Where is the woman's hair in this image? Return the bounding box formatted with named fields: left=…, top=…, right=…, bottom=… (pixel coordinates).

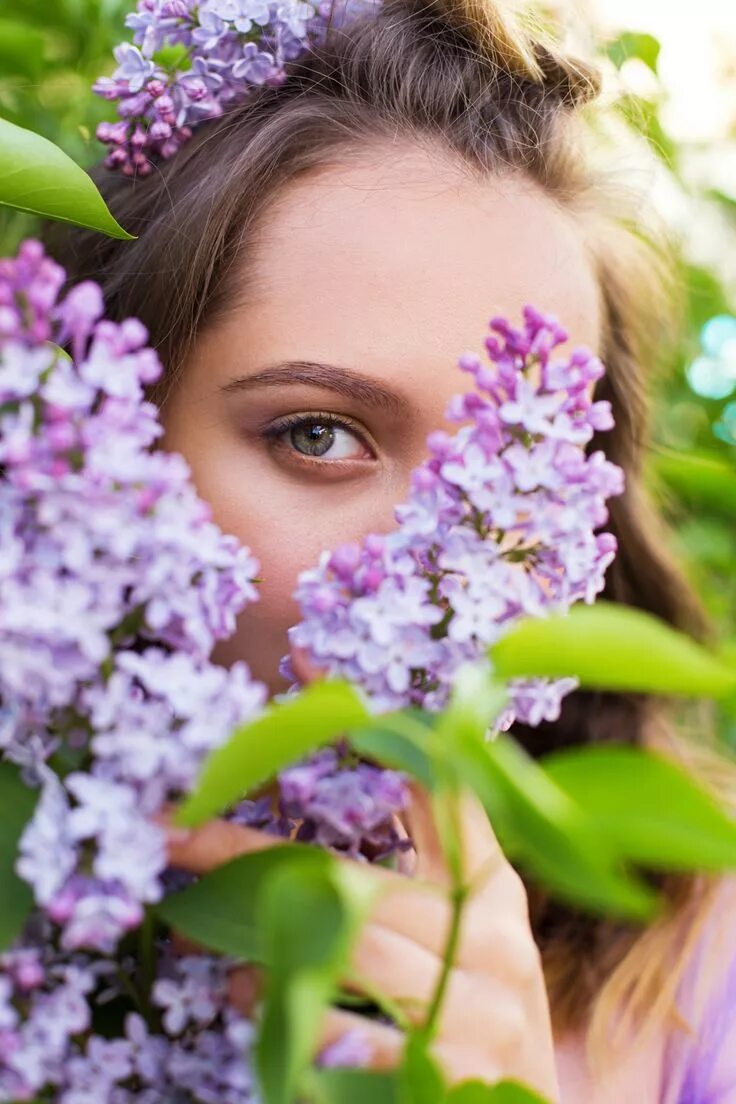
left=46, top=0, right=728, bottom=1058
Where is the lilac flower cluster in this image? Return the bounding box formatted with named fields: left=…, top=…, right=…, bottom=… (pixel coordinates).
left=287, top=306, right=624, bottom=727
left=0, top=938, right=258, bottom=1103
left=0, top=239, right=265, bottom=957
left=94, top=0, right=379, bottom=175
left=0, top=241, right=407, bottom=1100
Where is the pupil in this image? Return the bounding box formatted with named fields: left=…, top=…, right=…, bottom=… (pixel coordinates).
left=291, top=422, right=335, bottom=457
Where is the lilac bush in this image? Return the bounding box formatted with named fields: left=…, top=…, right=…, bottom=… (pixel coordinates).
left=287, top=305, right=624, bottom=728
left=94, top=0, right=380, bottom=175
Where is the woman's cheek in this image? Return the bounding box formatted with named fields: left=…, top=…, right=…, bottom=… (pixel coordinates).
left=209, top=525, right=314, bottom=690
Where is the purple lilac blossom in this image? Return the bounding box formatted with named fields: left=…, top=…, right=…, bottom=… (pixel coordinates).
left=0, top=943, right=258, bottom=1103
left=287, top=305, right=624, bottom=726
left=94, top=0, right=380, bottom=175
left=279, top=745, right=411, bottom=859
left=0, top=240, right=265, bottom=955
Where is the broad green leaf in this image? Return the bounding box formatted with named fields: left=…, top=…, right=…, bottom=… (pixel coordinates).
left=447, top=1081, right=549, bottom=1103
left=0, top=117, right=134, bottom=238
left=0, top=763, right=40, bottom=950
left=256, top=857, right=376, bottom=1104
left=543, top=745, right=736, bottom=871
left=491, top=603, right=736, bottom=698
left=398, top=1033, right=446, bottom=1104
left=308, top=1067, right=399, bottom=1104
left=155, top=845, right=334, bottom=960
left=423, top=663, right=654, bottom=917
left=175, top=680, right=372, bottom=827
left=455, top=735, right=657, bottom=920
left=351, top=713, right=436, bottom=790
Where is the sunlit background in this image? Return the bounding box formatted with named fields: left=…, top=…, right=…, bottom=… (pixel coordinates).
left=592, top=0, right=736, bottom=409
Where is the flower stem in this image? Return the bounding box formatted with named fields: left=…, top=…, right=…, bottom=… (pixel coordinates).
left=420, top=881, right=467, bottom=1041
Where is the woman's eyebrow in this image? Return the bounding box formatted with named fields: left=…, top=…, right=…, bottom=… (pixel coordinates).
left=219, top=360, right=412, bottom=417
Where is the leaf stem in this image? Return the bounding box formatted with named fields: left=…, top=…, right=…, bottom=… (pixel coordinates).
left=420, top=881, right=467, bottom=1041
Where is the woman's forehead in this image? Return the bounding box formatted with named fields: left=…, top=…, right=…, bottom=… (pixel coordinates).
left=237, top=145, right=602, bottom=361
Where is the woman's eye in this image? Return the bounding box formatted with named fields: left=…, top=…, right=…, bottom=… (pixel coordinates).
left=269, top=416, right=372, bottom=462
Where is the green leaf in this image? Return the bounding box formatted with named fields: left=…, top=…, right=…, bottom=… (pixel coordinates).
left=175, top=680, right=372, bottom=827
left=308, top=1067, right=399, bottom=1104
left=543, top=745, right=736, bottom=871
left=153, top=43, right=192, bottom=71
left=351, top=712, right=436, bottom=790
left=0, top=762, right=40, bottom=951
left=491, top=603, right=736, bottom=698
left=155, top=845, right=342, bottom=960
left=0, top=117, right=134, bottom=238
left=606, top=31, right=661, bottom=73
left=447, top=1081, right=549, bottom=1104
left=398, top=1033, right=446, bottom=1104
left=256, top=856, right=376, bottom=1104
left=456, top=735, right=657, bottom=920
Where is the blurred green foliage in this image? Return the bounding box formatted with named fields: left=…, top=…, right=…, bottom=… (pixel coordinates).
left=0, top=0, right=129, bottom=251
left=1, top=1, right=735, bottom=668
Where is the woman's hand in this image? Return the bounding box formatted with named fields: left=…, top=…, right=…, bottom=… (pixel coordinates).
left=164, top=784, right=560, bottom=1100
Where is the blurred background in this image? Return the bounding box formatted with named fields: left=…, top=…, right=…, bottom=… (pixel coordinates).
left=1, top=0, right=735, bottom=722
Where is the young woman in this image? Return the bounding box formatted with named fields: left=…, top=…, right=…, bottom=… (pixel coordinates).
left=49, top=0, right=736, bottom=1098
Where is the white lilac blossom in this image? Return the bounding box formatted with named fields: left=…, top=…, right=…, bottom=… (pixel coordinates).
left=94, top=0, right=381, bottom=175
left=287, top=305, right=624, bottom=726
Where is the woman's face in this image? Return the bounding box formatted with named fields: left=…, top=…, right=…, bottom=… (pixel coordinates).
left=159, top=144, right=601, bottom=693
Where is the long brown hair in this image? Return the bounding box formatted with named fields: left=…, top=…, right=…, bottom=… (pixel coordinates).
left=45, top=0, right=722, bottom=1050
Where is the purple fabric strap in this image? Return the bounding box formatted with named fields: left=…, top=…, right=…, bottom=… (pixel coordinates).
left=665, top=889, right=736, bottom=1104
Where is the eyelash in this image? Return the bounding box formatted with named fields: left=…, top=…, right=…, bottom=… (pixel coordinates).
left=261, top=411, right=375, bottom=465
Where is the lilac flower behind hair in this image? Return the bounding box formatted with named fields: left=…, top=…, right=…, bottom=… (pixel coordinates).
left=94, top=0, right=380, bottom=175
left=287, top=305, right=624, bottom=726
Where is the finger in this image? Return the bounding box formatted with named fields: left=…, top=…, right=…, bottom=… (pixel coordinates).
left=453, top=789, right=504, bottom=889
left=318, top=1007, right=403, bottom=1070
left=344, top=921, right=442, bottom=1025
left=403, top=784, right=502, bottom=889
left=162, top=818, right=284, bottom=874
left=402, top=783, right=450, bottom=885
